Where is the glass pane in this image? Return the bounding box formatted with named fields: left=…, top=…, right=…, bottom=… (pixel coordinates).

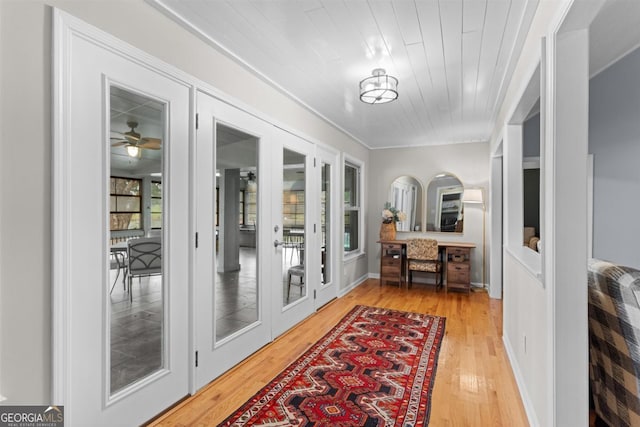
left=344, top=164, right=358, bottom=207
left=150, top=181, right=162, bottom=198
left=215, top=124, right=259, bottom=341
left=344, top=210, right=359, bottom=251
left=151, top=213, right=162, bottom=229
left=321, top=163, right=330, bottom=284
left=114, top=177, right=140, bottom=195
left=151, top=198, right=162, bottom=213
left=283, top=148, right=306, bottom=306
left=116, top=196, right=141, bottom=212
left=108, top=85, right=165, bottom=395
left=246, top=191, right=257, bottom=226
left=110, top=213, right=141, bottom=231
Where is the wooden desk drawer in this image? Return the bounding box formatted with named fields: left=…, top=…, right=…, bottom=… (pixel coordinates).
left=447, top=264, right=470, bottom=283
left=447, top=247, right=470, bottom=261
left=448, top=247, right=470, bottom=256
left=382, top=243, right=403, bottom=251
left=381, top=256, right=402, bottom=266
left=381, top=265, right=401, bottom=276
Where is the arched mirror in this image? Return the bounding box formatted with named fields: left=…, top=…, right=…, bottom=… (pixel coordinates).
left=426, top=173, right=463, bottom=233
left=388, top=176, right=423, bottom=232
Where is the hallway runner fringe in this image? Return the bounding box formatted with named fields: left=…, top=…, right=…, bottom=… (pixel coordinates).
left=219, top=305, right=446, bottom=426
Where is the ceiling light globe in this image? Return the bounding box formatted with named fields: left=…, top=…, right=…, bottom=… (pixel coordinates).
left=126, top=145, right=140, bottom=157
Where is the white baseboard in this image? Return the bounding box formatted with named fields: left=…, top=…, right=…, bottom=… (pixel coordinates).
left=338, top=273, right=370, bottom=297
left=503, top=334, right=540, bottom=427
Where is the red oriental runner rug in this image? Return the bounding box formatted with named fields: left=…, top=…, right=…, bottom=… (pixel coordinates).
left=219, top=305, right=446, bottom=426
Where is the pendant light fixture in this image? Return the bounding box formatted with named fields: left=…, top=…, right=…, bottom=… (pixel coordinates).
left=359, top=68, right=398, bottom=104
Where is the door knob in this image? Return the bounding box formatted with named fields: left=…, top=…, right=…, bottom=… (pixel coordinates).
left=274, top=239, right=284, bottom=248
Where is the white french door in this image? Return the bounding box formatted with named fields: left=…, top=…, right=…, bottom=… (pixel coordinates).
left=314, top=145, right=339, bottom=308
left=270, top=130, right=318, bottom=337
left=193, top=90, right=272, bottom=388
left=194, top=93, right=323, bottom=382
left=54, top=9, right=337, bottom=424
left=53, top=10, right=190, bottom=426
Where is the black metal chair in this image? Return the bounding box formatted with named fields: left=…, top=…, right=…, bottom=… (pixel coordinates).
left=126, top=237, right=162, bottom=302
left=287, top=247, right=305, bottom=302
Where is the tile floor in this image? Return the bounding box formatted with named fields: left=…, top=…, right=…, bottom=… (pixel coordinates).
left=110, top=274, right=163, bottom=394
left=108, top=245, right=304, bottom=392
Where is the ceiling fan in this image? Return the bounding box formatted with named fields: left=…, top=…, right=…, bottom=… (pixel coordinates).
left=111, top=120, right=161, bottom=156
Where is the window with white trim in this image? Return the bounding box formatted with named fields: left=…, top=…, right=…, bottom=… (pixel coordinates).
left=344, top=161, right=361, bottom=253
left=150, top=180, right=162, bottom=229
left=110, top=176, right=142, bottom=231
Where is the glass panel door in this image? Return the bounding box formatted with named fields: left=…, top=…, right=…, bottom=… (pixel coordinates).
left=320, top=162, right=330, bottom=286
left=55, top=19, right=190, bottom=423
left=108, top=86, right=166, bottom=395
left=282, top=148, right=307, bottom=306
left=271, top=132, right=316, bottom=338
left=315, top=145, right=338, bottom=308
left=194, top=90, right=271, bottom=389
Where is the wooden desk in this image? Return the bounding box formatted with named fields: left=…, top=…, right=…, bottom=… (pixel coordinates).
left=378, top=240, right=476, bottom=291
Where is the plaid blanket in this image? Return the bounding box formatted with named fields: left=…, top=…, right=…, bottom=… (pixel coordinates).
left=588, top=258, right=640, bottom=426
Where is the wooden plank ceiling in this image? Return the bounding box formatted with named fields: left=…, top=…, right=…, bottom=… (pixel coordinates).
left=153, top=0, right=538, bottom=149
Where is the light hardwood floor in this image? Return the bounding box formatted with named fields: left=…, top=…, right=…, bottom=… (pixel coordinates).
left=147, top=279, right=529, bottom=426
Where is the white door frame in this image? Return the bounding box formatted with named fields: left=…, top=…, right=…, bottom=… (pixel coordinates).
left=52, top=9, right=193, bottom=425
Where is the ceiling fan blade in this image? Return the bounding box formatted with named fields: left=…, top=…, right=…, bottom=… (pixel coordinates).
left=139, top=138, right=162, bottom=149
left=111, top=130, right=140, bottom=142
left=111, top=141, right=128, bottom=147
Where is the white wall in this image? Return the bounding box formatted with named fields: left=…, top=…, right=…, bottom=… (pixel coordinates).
left=367, top=142, right=490, bottom=287
left=0, top=1, right=3, bottom=401
left=0, top=0, right=368, bottom=403
left=589, top=45, right=640, bottom=268
left=0, top=1, right=52, bottom=404
left=503, top=254, right=547, bottom=426
left=491, top=1, right=600, bottom=426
